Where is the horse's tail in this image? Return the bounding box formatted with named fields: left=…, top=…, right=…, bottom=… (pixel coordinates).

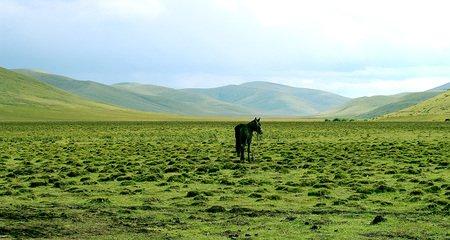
left=234, top=125, right=241, bottom=154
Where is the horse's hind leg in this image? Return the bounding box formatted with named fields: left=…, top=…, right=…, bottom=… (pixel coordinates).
left=247, top=143, right=251, bottom=161
left=248, top=143, right=254, bottom=161
left=235, top=130, right=240, bottom=157
left=235, top=140, right=240, bottom=157
left=240, top=144, right=245, bottom=161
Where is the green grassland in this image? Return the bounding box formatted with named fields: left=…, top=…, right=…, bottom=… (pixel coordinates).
left=0, top=122, right=448, bottom=239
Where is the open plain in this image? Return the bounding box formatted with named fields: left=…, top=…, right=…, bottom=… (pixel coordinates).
left=0, top=121, right=449, bottom=239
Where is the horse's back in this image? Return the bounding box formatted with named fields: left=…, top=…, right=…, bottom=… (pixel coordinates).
left=234, top=124, right=245, bottom=135
left=235, top=124, right=245, bottom=131
left=235, top=123, right=251, bottom=143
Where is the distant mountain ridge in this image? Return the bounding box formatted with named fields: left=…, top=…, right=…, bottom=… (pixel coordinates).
left=7, top=68, right=450, bottom=119
left=15, top=69, right=250, bottom=116
left=15, top=69, right=351, bottom=116
left=111, top=82, right=253, bottom=115
left=183, top=81, right=350, bottom=116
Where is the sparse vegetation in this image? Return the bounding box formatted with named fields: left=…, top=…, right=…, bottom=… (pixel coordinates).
left=0, top=121, right=449, bottom=239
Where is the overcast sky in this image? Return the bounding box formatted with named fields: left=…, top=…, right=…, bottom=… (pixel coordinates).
left=1, top=0, right=450, bottom=97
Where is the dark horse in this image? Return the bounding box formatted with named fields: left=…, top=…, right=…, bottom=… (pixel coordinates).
left=235, top=118, right=262, bottom=161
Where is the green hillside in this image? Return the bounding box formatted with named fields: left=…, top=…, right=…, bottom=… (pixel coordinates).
left=15, top=70, right=250, bottom=115
left=112, top=83, right=252, bottom=115
left=323, top=95, right=398, bottom=118
left=358, top=92, right=441, bottom=118
left=18, top=69, right=445, bottom=119
left=184, top=81, right=350, bottom=116
left=14, top=69, right=174, bottom=113
left=16, top=70, right=350, bottom=116
left=0, top=68, right=173, bottom=121
left=325, top=91, right=442, bottom=119
left=379, top=90, right=450, bottom=121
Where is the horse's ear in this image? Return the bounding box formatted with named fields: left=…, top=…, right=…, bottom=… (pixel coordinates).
left=254, top=117, right=257, bottom=120
left=257, top=117, right=261, bottom=121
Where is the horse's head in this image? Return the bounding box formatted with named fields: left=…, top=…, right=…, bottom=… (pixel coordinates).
left=251, top=117, right=262, bottom=134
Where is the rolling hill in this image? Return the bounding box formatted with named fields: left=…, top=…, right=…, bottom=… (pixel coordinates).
left=184, top=81, right=351, bottom=116
left=15, top=70, right=351, bottom=116
left=10, top=68, right=448, bottom=119
left=15, top=70, right=249, bottom=115
left=379, top=90, right=450, bottom=121
left=0, top=67, right=174, bottom=121
left=111, top=83, right=252, bottom=115
left=324, top=91, right=442, bottom=119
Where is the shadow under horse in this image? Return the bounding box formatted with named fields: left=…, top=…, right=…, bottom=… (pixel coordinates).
left=235, top=118, right=262, bottom=161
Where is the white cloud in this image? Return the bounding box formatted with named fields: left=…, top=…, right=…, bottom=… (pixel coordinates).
left=2, top=0, right=450, bottom=97
left=216, top=0, right=450, bottom=51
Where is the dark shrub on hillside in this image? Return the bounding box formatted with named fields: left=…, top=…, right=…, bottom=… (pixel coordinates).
left=206, top=205, right=226, bottom=213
